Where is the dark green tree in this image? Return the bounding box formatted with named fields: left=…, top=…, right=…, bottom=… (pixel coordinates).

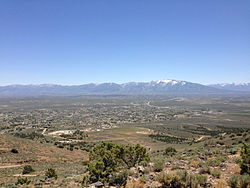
left=88, top=142, right=149, bottom=185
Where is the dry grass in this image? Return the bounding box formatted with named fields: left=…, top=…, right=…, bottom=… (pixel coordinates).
left=0, top=135, right=88, bottom=185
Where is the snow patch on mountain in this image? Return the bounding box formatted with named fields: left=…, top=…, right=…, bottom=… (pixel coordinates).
left=156, top=80, right=186, bottom=86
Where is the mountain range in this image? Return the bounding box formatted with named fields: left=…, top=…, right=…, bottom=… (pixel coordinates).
left=0, top=80, right=249, bottom=97
left=208, top=83, right=250, bottom=91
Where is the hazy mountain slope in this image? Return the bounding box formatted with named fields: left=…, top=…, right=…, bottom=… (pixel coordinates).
left=0, top=80, right=225, bottom=97
left=209, top=83, right=250, bottom=91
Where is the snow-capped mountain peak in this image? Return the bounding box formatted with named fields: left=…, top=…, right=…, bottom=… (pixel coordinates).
left=232, top=83, right=249, bottom=86
left=156, top=80, right=174, bottom=84
left=156, top=80, right=186, bottom=86
left=1, top=80, right=241, bottom=97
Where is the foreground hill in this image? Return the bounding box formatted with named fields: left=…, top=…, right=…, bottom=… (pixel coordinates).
left=0, top=135, right=88, bottom=187
left=0, top=80, right=223, bottom=97
left=0, top=131, right=249, bottom=187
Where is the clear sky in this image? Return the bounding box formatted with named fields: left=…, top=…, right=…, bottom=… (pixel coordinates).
left=0, top=0, right=249, bottom=86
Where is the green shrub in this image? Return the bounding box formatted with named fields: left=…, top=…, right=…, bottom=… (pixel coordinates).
left=45, top=168, right=57, bottom=179
left=156, top=172, right=172, bottom=186
left=15, top=177, right=30, bottom=185
left=88, top=161, right=105, bottom=182
left=227, top=175, right=239, bottom=188
left=171, top=165, right=181, bottom=170
left=239, top=174, right=250, bottom=188
left=193, top=175, right=207, bottom=187
left=176, top=170, right=188, bottom=183
left=206, top=157, right=222, bottom=167
left=127, top=169, right=134, bottom=176
left=235, top=157, right=242, bottom=164
left=139, top=160, right=149, bottom=167
left=229, top=149, right=238, bottom=155
left=87, top=142, right=149, bottom=184
left=211, top=170, right=221, bottom=178
left=139, top=175, right=148, bottom=183
left=240, top=143, right=250, bottom=175
left=143, top=167, right=150, bottom=174
left=199, top=166, right=211, bottom=175
left=153, top=158, right=164, bottom=172
left=156, top=170, right=207, bottom=188
left=165, top=147, right=177, bottom=156
left=82, top=173, right=90, bottom=187
left=228, top=174, right=250, bottom=188
left=109, top=170, right=128, bottom=187
left=82, top=161, right=89, bottom=166
left=22, top=165, right=34, bottom=174
left=11, top=148, right=18, bottom=153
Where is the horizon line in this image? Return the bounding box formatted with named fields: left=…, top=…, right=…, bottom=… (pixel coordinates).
left=0, top=80, right=249, bottom=87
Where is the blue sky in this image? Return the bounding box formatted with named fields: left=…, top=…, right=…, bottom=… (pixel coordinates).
left=0, top=0, right=249, bottom=85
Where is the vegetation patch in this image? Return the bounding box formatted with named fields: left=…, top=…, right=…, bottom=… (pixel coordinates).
left=86, top=142, right=149, bottom=186
left=149, top=134, right=187, bottom=144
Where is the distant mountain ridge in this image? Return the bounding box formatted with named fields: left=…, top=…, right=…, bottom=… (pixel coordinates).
left=209, top=83, right=250, bottom=91
left=0, top=80, right=247, bottom=97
